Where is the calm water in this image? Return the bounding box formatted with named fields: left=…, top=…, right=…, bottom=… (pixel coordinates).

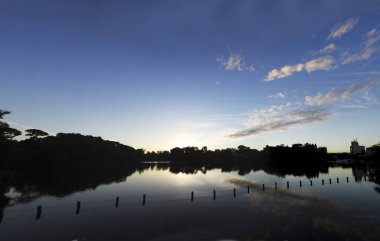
left=1, top=165, right=380, bottom=241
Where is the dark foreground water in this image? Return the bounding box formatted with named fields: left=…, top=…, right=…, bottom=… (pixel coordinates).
left=1, top=165, right=380, bottom=241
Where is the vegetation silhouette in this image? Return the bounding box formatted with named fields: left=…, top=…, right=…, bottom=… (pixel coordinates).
left=0, top=110, right=21, bottom=141
left=25, top=129, right=48, bottom=140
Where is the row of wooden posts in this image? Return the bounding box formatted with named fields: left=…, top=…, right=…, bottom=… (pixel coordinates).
left=35, top=176, right=365, bottom=220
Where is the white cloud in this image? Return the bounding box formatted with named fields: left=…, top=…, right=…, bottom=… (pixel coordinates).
left=229, top=107, right=331, bottom=138
left=339, top=28, right=379, bottom=65
left=217, top=53, right=255, bottom=72
left=365, top=28, right=380, bottom=48
left=246, top=65, right=256, bottom=72
left=266, top=70, right=285, bottom=81
left=266, top=24, right=376, bottom=81
left=269, top=92, right=286, bottom=99
left=319, top=43, right=336, bottom=54
left=305, top=92, right=341, bottom=106
left=217, top=54, right=244, bottom=71
left=304, top=56, right=335, bottom=72
left=328, top=17, right=359, bottom=40
left=229, top=75, right=380, bottom=139
left=265, top=56, right=335, bottom=81
left=305, top=79, right=377, bottom=106
left=265, top=64, right=302, bottom=81
left=341, top=47, right=376, bottom=65
left=366, top=29, right=377, bottom=38
left=342, top=104, right=368, bottom=109
left=365, top=36, right=380, bottom=48
left=362, top=88, right=380, bottom=105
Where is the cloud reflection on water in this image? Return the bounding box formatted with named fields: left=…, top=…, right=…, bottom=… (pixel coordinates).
left=224, top=178, right=379, bottom=241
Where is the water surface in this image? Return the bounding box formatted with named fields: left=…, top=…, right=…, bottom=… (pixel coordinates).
left=1, top=165, right=379, bottom=241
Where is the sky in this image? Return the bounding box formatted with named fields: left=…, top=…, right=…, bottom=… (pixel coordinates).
left=1, top=0, right=380, bottom=152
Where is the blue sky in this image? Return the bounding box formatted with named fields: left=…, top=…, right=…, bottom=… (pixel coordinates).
left=1, top=0, right=380, bottom=152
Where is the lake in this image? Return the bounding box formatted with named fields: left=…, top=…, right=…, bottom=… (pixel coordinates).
left=1, top=164, right=379, bottom=241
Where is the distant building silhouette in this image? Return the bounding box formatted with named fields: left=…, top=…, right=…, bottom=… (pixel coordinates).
left=350, top=139, right=365, bottom=155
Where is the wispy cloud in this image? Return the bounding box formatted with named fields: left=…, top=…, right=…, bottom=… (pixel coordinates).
left=266, top=22, right=376, bottom=81
left=265, top=56, right=335, bottom=81
left=305, top=56, right=335, bottom=72
left=305, top=78, right=378, bottom=106
left=340, top=28, right=379, bottom=65
left=319, top=43, right=336, bottom=54
left=342, top=104, right=368, bottom=109
left=268, top=92, right=286, bottom=99
left=265, top=64, right=303, bottom=81
left=328, top=17, right=359, bottom=40
left=341, top=47, right=376, bottom=65
left=365, top=28, right=380, bottom=48
left=246, top=65, right=256, bottom=72
left=326, top=71, right=380, bottom=77
left=362, top=87, right=380, bottom=105
left=229, top=76, right=379, bottom=139
left=217, top=54, right=244, bottom=71
left=217, top=53, right=255, bottom=72
left=366, top=29, right=377, bottom=38
left=229, top=107, right=331, bottom=138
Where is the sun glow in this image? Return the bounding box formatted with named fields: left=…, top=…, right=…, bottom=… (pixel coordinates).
left=169, top=134, right=197, bottom=148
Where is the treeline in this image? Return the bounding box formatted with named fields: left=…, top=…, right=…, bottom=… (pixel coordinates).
left=1, top=110, right=142, bottom=167
left=0, top=133, right=142, bottom=196
left=143, top=144, right=330, bottom=178
left=145, top=144, right=329, bottom=163
left=1, top=132, right=142, bottom=171
left=1, top=110, right=144, bottom=200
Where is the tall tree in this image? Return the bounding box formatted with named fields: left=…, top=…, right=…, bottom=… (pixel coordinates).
left=0, top=109, right=21, bottom=140
left=25, top=129, right=48, bottom=140
left=0, top=122, right=10, bottom=140
left=2, top=128, right=21, bottom=140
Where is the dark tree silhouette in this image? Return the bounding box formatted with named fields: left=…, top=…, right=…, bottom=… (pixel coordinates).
left=2, top=128, right=21, bottom=140
left=25, top=129, right=48, bottom=139
left=0, top=110, right=11, bottom=119
left=0, top=121, right=9, bottom=132
left=0, top=109, right=21, bottom=140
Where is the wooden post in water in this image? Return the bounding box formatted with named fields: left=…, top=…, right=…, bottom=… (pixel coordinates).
left=329, top=178, right=332, bottom=184
left=287, top=181, right=289, bottom=189
left=36, top=206, right=42, bottom=220
left=346, top=177, right=349, bottom=183
left=337, top=177, right=339, bottom=183
left=364, top=176, right=367, bottom=182
left=275, top=182, right=277, bottom=190
left=75, top=201, right=81, bottom=215
left=310, top=180, right=313, bottom=186
left=247, top=185, right=250, bottom=194
left=299, top=180, right=302, bottom=187
left=233, top=188, right=236, bottom=198
left=142, top=194, right=146, bottom=206
left=115, top=196, right=119, bottom=208
left=322, top=179, right=324, bottom=185
left=213, top=190, right=216, bottom=200
left=191, top=191, right=194, bottom=202
left=262, top=184, right=265, bottom=191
